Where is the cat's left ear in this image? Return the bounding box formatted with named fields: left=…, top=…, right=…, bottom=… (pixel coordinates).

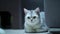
left=35, top=7, right=40, bottom=13
left=24, top=8, right=28, bottom=14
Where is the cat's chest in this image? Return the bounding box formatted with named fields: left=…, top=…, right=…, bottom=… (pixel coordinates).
left=25, top=22, right=41, bottom=29
left=32, top=24, right=41, bottom=29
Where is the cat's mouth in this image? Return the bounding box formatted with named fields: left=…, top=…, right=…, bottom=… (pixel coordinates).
left=31, top=20, right=32, bottom=21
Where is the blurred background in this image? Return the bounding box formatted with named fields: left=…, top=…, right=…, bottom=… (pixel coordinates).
left=0, top=0, right=60, bottom=29
left=0, top=0, right=60, bottom=34
left=0, top=0, right=44, bottom=29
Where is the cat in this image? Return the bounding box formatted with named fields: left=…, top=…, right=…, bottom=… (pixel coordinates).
left=0, top=28, right=5, bottom=34
left=24, top=7, right=50, bottom=33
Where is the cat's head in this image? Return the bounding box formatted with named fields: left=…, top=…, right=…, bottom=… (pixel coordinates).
left=24, top=7, right=40, bottom=24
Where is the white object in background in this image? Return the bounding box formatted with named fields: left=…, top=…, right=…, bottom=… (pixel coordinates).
left=0, top=28, right=5, bottom=34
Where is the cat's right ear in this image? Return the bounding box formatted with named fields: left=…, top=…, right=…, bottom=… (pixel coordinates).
left=24, top=8, right=28, bottom=14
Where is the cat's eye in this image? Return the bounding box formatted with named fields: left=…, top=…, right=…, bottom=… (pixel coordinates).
left=33, top=16, right=36, bottom=19
left=27, top=17, right=30, bottom=19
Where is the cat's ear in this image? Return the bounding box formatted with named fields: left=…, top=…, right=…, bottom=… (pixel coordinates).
left=24, top=8, right=28, bottom=14
left=35, top=7, right=40, bottom=13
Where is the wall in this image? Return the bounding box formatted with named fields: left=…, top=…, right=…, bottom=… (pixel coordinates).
left=44, top=0, right=60, bottom=27
left=22, top=0, right=44, bottom=11
left=0, top=16, right=1, bottom=27
left=0, top=0, right=22, bottom=29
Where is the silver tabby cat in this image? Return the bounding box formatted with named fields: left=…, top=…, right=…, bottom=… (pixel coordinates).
left=24, top=7, right=49, bottom=33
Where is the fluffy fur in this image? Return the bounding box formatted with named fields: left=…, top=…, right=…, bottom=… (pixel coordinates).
left=24, top=7, right=49, bottom=33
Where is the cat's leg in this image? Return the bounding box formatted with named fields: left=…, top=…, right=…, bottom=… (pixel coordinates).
left=35, top=28, right=48, bottom=33
left=25, top=29, right=32, bottom=33
left=36, top=29, right=51, bottom=34
left=25, top=27, right=33, bottom=33
left=35, top=28, right=41, bottom=33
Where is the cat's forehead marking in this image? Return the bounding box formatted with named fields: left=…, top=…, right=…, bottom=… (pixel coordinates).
left=26, top=10, right=37, bottom=17
left=30, top=10, right=37, bottom=16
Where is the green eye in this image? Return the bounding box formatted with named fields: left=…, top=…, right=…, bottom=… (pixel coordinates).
left=33, top=16, right=36, bottom=19
left=27, top=17, right=30, bottom=19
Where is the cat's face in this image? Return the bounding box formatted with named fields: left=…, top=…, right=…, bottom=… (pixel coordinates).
left=24, top=7, right=40, bottom=24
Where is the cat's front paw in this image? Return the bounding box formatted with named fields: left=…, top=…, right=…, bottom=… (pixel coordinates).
left=36, top=29, right=48, bottom=33
left=35, top=29, right=41, bottom=33
left=25, top=29, right=33, bottom=33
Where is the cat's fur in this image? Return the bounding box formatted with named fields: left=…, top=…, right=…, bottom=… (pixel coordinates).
left=24, top=7, right=49, bottom=33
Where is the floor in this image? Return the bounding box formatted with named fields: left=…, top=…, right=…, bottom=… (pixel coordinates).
left=1, top=28, right=60, bottom=34
left=5, top=29, right=50, bottom=34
